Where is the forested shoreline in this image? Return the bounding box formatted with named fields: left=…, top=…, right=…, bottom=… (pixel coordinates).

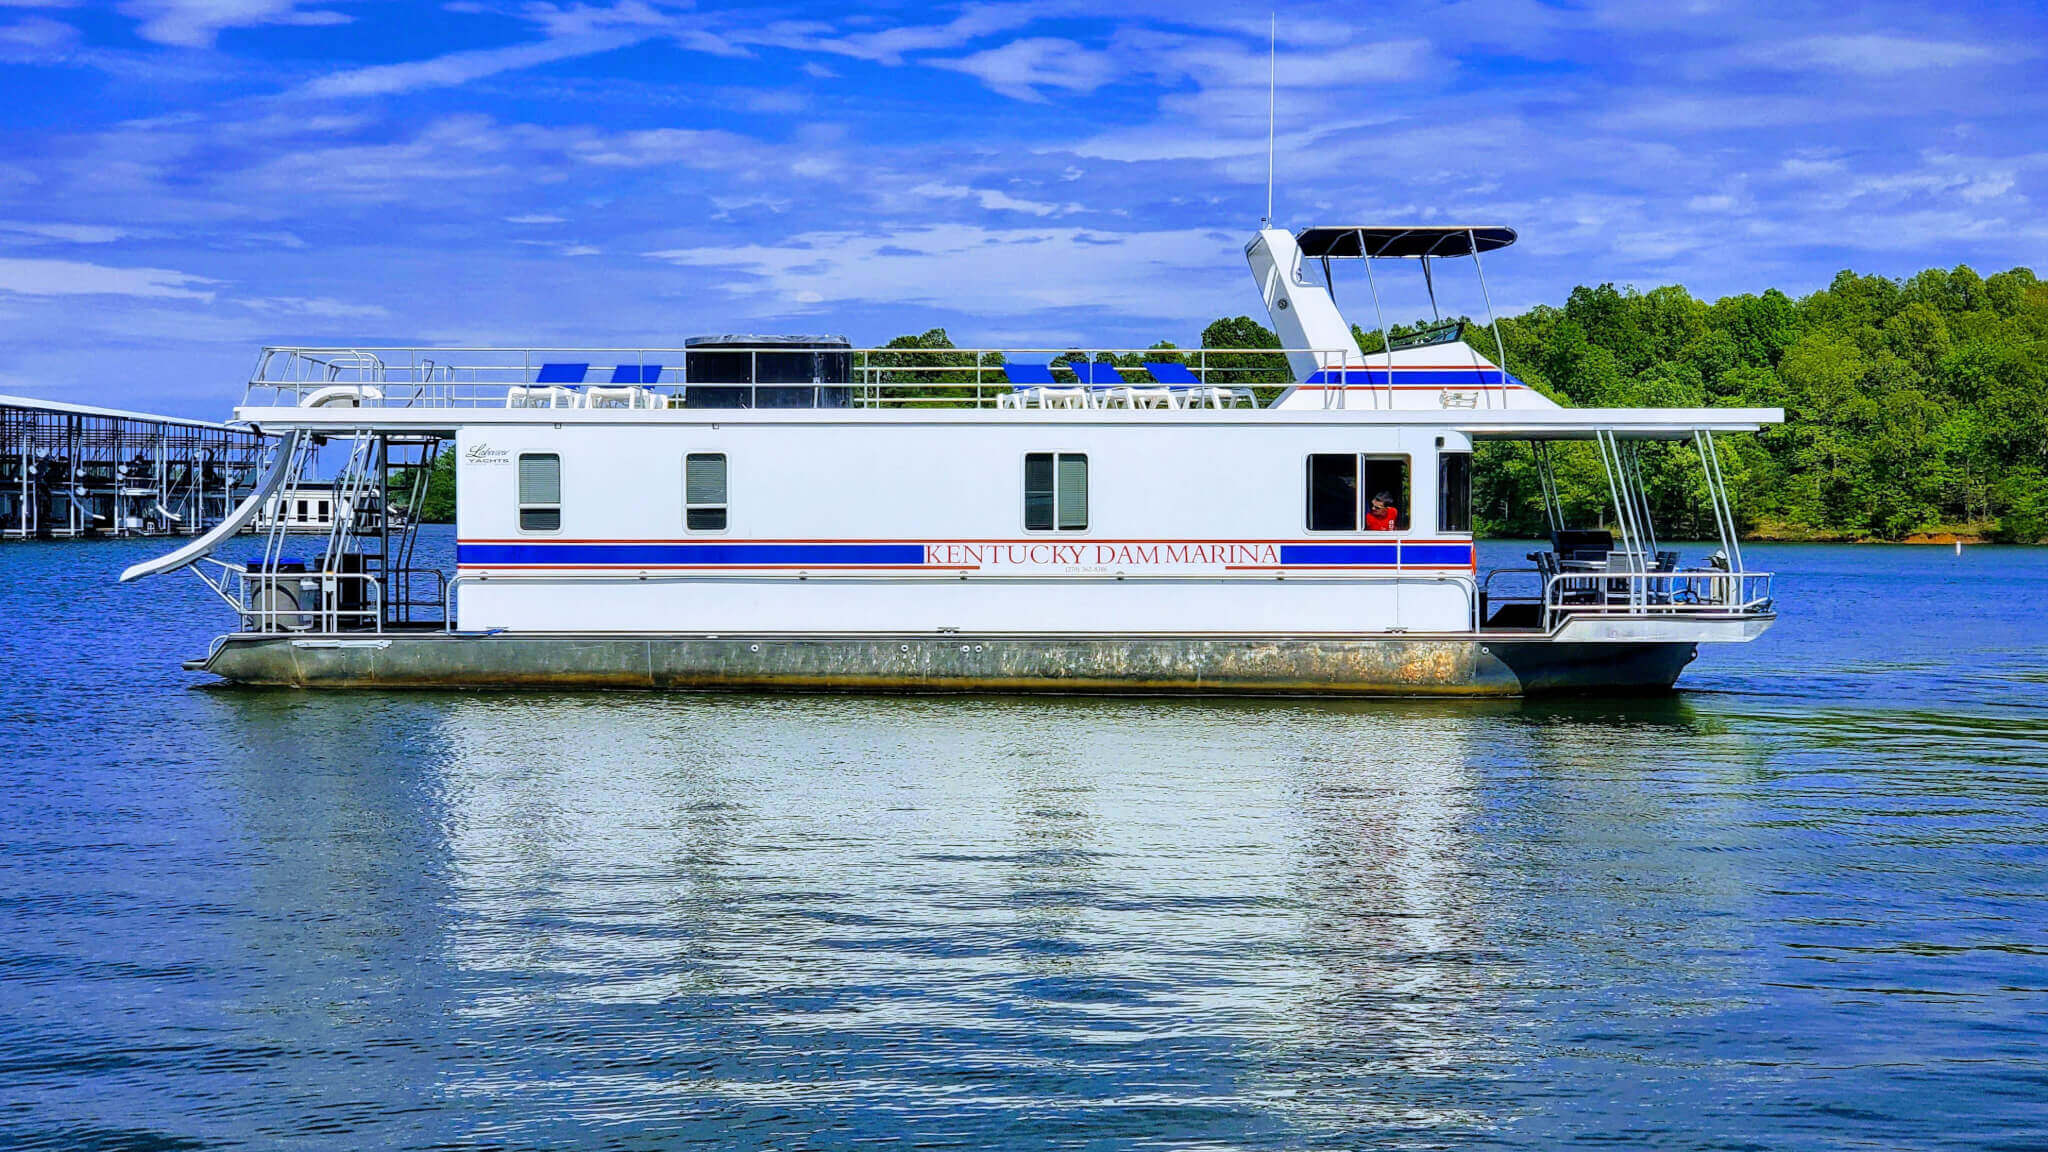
left=1205, top=260, right=2048, bottom=542
left=411, top=262, right=2047, bottom=542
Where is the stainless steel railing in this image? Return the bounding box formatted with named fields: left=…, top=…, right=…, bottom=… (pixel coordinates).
left=1482, top=566, right=1773, bottom=632
left=240, top=346, right=1358, bottom=410
left=193, top=558, right=386, bottom=634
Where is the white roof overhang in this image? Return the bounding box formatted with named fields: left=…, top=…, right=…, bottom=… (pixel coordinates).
left=232, top=405, right=1783, bottom=438
left=1453, top=407, right=1784, bottom=440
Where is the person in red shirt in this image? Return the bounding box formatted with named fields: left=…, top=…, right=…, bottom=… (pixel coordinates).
left=1365, top=491, right=1400, bottom=531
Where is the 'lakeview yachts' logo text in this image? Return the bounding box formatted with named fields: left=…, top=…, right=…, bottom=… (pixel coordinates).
left=464, top=443, right=511, bottom=465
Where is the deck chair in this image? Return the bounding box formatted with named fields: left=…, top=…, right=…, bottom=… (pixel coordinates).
left=585, top=364, right=665, bottom=409
left=1143, top=362, right=1201, bottom=407
left=508, top=361, right=590, bottom=408
left=609, top=364, right=662, bottom=384
left=1160, top=361, right=1255, bottom=408
left=999, top=362, right=1089, bottom=408
left=1068, top=359, right=1130, bottom=407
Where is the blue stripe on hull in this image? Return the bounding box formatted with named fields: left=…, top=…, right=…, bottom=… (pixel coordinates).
left=458, top=543, right=927, bottom=566
left=1278, top=543, right=1399, bottom=565
left=1400, top=543, right=1476, bottom=565
left=458, top=542, right=1474, bottom=568
left=1303, top=369, right=1530, bottom=387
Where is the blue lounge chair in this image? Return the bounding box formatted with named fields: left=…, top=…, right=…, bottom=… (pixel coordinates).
left=1157, top=361, right=1257, bottom=408
left=999, top=362, right=1087, bottom=408
left=1144, top=362, right=1199, bottom=386
left=609, top=364, right=662, bottom=384
left=1003, top=362, right=1056, bottom=386
left=1067, top=359, right=1123, bottom=386
left=507, top=362, right=589, bottom=408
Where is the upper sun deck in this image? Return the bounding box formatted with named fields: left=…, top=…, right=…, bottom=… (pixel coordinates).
left=235, top=344, right=1780, bottom=439
left=241, top=342, right=1349, bottom=409
left=241, top=336, right=1558, bottom=413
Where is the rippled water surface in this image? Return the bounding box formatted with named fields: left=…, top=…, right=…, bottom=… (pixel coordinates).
left=3, top=536, right=2045, bottom=1150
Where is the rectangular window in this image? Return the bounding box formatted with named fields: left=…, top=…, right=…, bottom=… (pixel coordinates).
left=518, top=452, right=561, bottom=532
left=1024, top=452, right=1087, bottom=531
left=1307, top=454, right=1410, bottom=531
left=1306, top=454, right=1358, bottom=531
left=295, top=499, right=308, bottom=522
left=1438, top=452, right=1472, bottom=534
left=1361, top=456, right=1410, bottom=532
left=685, top=453, right=727, bottom=531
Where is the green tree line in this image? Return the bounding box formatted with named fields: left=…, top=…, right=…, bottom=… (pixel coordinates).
left=1199, top=264, right=2048, bottom=541
left=405, top=262, right=2048, bottom=542
left=1477, top=264, right=2048, bottom=542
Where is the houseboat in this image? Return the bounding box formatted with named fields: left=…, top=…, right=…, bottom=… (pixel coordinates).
left=121, top=226, right=1779, bottom=694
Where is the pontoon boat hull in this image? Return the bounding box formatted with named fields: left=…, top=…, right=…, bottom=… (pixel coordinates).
left=194, top=631, right=1720, bottom=696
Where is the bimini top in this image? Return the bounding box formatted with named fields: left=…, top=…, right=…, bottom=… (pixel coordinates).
left=1295, top=226, right=1517, bottom=259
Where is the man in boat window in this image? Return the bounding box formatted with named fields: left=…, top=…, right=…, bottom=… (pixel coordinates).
left=1366, top=492, right=1401, bottom=531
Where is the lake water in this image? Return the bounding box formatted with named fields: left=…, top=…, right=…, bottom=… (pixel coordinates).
left=2, top=535, right=2044, bottom=1150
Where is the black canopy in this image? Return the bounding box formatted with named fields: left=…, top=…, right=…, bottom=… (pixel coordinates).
left=1294, top=226, right=1517, bottom=259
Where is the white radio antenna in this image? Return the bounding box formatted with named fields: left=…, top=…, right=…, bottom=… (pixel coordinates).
left=1263, top=13, right=1276, bottom=227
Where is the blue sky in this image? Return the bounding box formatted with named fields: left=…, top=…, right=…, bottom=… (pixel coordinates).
left=1, top=0, right=2043, bottom=417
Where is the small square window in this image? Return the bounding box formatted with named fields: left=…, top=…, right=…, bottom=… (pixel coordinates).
left=1025, top=453, right=1086, bottom=531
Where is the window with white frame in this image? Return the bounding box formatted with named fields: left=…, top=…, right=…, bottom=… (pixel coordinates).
left=518, top=453, right=561, bottom=532
left=1305, top=453, right=1410, bottom=531
left=685, top=453, right=727, bottom=531
left=1024, top=453, right=1087, bottom=531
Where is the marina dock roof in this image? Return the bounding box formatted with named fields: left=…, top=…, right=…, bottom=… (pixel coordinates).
left=0, top=392, right=249, bottom=434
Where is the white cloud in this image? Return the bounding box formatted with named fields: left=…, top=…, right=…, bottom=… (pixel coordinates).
left=0, top=220, right=126, bottom=243
left=122, top=0, right=350, bottom=48
left=909, top=181, right=1078, bottom=217
left=739, top=5, right=1036, bottom=67
left=235, top=294, right=388, bottom=318
left=301, top=30, right=644, bottom=97
left=1752, top=34, right=1999, bottom=76
left=299, top=1, right=742, bottom=97
left=932, top=37, right=1113, bottom=102
left=505, top=214, right=567, bottom=225
left=0, top=257, right=215, bottom=299
left=644, top=224, right=1248, bottom=319
left=0, top=14, right=76, bottom=52
left=567, top=126, right=782, bottom=170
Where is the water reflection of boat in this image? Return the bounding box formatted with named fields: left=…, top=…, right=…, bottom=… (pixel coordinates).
left=125, top=225, right=1780, bottom=695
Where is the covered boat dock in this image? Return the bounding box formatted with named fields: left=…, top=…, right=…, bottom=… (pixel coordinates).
left=0, top=393, right=271, bottom=539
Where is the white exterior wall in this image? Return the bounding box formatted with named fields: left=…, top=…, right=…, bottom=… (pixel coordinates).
left=451, top=418, right=1479, bottom=636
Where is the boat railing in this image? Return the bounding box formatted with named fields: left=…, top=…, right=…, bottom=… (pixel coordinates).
left=1482, top=565, right=1773, bottom=632
left=241, top=346, right=1363, bottom=411
left=192, top=557, right=387, bottom=634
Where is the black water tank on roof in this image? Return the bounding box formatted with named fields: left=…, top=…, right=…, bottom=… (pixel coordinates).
left=683, top=334, right=853, bottom=409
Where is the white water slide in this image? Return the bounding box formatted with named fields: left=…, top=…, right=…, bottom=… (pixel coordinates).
left=119, top=429, right=303, bottom=583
